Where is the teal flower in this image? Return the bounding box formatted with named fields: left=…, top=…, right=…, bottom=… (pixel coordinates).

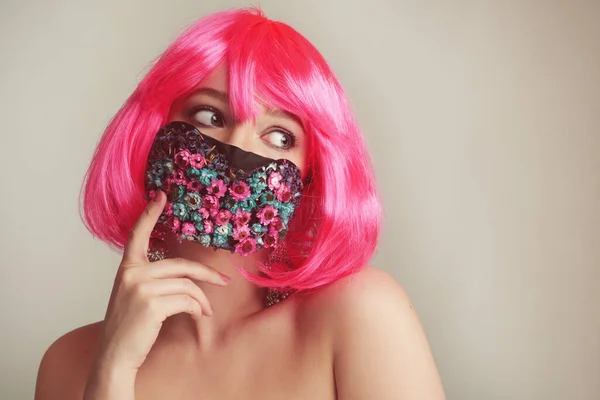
left=251, top=223, right=267, bottom=236
left=183, top=192, right=202, bottom=210
left=259, top=191, right=276, bottom=205
left=186, top=168, right=201, bottom=179
left=277, top=201, right=294, bottom=220
left=199, top=169, right=218, bottom=186
left=249, top=173, right=268, bottom=192
left=191, top=210, right=203, bottom=223
left=173, top=202, right=188, bottom=220
left=151, top=161, right=164, bottom=176
left=212, top=233, right=228, bottom=247
left=215, top=223, right=232, bottom=237
left=199, top=234, right=211, bottom=247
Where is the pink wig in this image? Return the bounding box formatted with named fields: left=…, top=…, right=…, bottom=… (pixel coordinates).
left=80, top=7, right=382, bottom=291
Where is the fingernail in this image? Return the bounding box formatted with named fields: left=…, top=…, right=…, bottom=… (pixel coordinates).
left=152, top=190, right=162, bottom=202
left=219, top=273, right=231, bottom=283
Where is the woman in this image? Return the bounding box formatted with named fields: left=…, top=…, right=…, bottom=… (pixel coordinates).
left=35, top=7, right=444, bottom=399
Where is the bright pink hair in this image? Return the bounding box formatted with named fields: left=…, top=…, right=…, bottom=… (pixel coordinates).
left=80, top=7, right=382, bottom=291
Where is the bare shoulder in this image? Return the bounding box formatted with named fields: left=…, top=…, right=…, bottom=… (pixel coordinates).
left=296, top=266, right=446, bottom=399
left=297, top=265, right=411, bottom=321
left=35, top=321, right=104, bottom=400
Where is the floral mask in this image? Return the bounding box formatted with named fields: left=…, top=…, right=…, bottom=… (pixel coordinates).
left=145, top=121, right=303, bottom=256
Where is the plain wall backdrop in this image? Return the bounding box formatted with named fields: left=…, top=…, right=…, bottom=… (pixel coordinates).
left=1, top=0, right=599, bottom=399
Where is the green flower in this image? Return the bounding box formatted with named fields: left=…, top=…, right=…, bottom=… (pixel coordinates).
left=277, top=201, right=294, bottom=220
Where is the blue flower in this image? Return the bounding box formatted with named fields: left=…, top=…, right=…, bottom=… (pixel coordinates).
left=190, top=210, right=203, bottom=223
left=277, top=201, right=294, bottom=220
left=249, top=173, right=268, bottom=192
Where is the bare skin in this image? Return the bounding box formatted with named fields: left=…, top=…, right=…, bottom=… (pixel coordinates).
left=35, top=66, right=445, bottom=399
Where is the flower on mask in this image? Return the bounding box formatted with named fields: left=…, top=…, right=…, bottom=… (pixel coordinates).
left=212, top=233, right=228, bottom=247
left=267, top=171, right=283, bottom=190
left=186, top=168, right=201, bottom=180
left=249, top=173, right=268, bottom=192
left=235, top=237, right=257, bottom=256
left=173, top=170, right=187, bottom=185
left=173, top=202, right=188, bottom=220
left=203, top=220, right=214, bottom=234
left=181, top=222, right=197, bottom=237
left=251, top=223, right=267, bottom=236
left=215, top=209, right=232, bottom=226
left=275, top=184, right=292, bottom=203
left=263, top=230, right=279, bottom=248
left=174, top=150, right=191, bottom=169
left=233, top=209, right=251, bottom=226
left=199, top=169, right=218, bottom=186
left=202, top=195, right=219, bottom=211
left=189, top=153, right=205, bottom=169
left=208, top=179, right=227, bottom=198
left=230, top=181, right=251, bottom=201
left=183, top=192, right=202, bottom=209
left=198, top=207, right=210, bottom=219
left=199, top=234, right=211, bottom=247
left=215, top=223, right=232, bottom=237
left=233, top=224, right=251, bottom=241
left=257, top=205, right=278, bottom=225
left=186, top=180, right=203, bottom=192
left=270, top=217, right=284, bottom=231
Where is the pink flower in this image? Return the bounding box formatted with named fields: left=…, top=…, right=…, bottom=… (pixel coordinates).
left=229, top=181, right=251, bottom=200
left=234, top=209, right=251, bottom=226
left=203, top=220, right=214, bottom=234
left=235, top=238, right=257, bottom=256
left=233, top=224, right=251, bottom=241
left=257, top=205, right=278, bottom=225
left=270, top=217, right=283, bottom=231
left=167, top=216, right=181, bottom=233
left=189, top=153, right=205, bottom=169
left=202, top=195, right=219, bottom=210
left=181, top=222, right=197, bottom=236
left=215, top=209, right=232, bottom=226
left=275, top=184, right=292, bottom=203
left=208, top=179, right=227, bottom=198
left=174, top=150, right=191, bottom=169
left=186, top=180, right=203, bottom=192
left=263, top=231, right=279, bottom=248
left=267, top=171, right=283, bottom=190
left=173, top=170, right=186, bottom=184
left=198, top=207, right=210, bottom=219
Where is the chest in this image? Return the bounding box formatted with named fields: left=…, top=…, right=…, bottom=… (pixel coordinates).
left=134, top=314, right=335, bottom=400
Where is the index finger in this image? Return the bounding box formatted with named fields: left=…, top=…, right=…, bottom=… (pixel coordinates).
left=123, top=190, right=167, bottom=263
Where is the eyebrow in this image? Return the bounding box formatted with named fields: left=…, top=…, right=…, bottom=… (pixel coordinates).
left=190, top=87, right=303, bottom=127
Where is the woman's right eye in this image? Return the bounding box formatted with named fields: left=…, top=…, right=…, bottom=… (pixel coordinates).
left=191, top=107, right=225, bottom=128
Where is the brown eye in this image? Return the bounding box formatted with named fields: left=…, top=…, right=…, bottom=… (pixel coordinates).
left=192, top=107, right=224, bottom=128
left=263, top=129, right=296, bottom=151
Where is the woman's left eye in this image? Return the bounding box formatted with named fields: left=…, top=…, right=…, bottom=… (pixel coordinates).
left=262, top=129, right=296, bottom=150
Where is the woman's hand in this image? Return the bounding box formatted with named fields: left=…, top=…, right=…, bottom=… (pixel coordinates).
left=83, top=190, right=229, bottom=399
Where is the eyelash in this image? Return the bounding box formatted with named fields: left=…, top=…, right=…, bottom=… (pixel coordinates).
left=187, top=105, right=297, bottom=152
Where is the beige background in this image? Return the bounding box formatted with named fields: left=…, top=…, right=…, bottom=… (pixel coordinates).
left=1, top=0, right=599, bottom=399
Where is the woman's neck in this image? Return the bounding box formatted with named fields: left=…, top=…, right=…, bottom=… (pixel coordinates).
left=158, top=235, right=269, bottom=351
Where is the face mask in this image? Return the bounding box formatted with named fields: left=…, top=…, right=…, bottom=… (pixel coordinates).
left=145, top=121, right=303, bottom=256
